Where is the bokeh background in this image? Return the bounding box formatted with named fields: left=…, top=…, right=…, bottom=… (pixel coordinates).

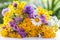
left=0, top=0, right=60, bottom=23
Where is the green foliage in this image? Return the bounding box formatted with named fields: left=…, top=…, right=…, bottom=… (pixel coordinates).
left=0, top=0, right=12, bottom=23
left=41, top=0, right=60, bottom=19
left=54, top=8, right=60, bottom=19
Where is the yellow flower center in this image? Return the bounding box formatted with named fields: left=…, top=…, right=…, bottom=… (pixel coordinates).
left=34, top=18, right=39, bottom=22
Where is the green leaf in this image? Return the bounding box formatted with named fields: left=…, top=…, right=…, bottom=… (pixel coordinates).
left=53, top=8, right=60, bottom=19
left=47, top=0, right=50, bottom=10
left=53, top=1, right=60, bottom=11
left=51, top=0, right=55, bottom=11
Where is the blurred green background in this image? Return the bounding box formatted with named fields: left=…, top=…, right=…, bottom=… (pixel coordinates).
left=0, top=0, right=60, bottom=23
left=0, top=0, right=12, bottom=23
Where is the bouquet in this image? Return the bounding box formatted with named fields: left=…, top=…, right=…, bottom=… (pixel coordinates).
left=0, top=1, right=58, bottom=38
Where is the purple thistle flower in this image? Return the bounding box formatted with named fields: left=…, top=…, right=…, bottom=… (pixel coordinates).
left=23, top=5, right=34, bottom=14
left=40, top=14, right=47, bottom=24
left=28, top=14, right=34, bottom=18
left=13, top=2, right=17, bottom=7
left=8, top=21, right=16, bottom=28
left=2, top=8, right=9, bottom=16
left=16, top=28, right=26, bottom=38
left=23, top=5, right=34, bottom=18
left=16, top=28, right=24, bottom=32
left=18, top=31, right=26, bottom=38
left=8, top=20, right=26, bottom=38
left=40, top=15, right=45, bottom=20
left=15, top=17, right=22, bottom=22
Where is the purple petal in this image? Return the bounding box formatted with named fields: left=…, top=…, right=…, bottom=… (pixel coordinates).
left=15, top=17, right=22, bottom=22
left=40, top=14, right=46, bottom=20
left=16, top=28, right=24, bottom=32
left=18, top=32, right=26, bottom=38
left=40, top=15, right=47, bottom=24
left=2, top=8, right=9, bottom=16
left=23, top=5, right=34, bottom=18
left=28, top=14, right=34, bottom=18
left=15, top=28, right=26, bottom=38
left=41, top=20, right=47, bottom=24
left=8, top=21, right=16, bottom=27
left=23, top=5, right=34, bottom=14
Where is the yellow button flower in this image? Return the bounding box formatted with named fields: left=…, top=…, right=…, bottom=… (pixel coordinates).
left=1, top=29, right=9, bottom=37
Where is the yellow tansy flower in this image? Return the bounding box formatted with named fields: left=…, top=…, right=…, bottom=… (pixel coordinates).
left=40, top=25, right=57, bottom=38
left=18, top=18, right=39, bottom=37
left=1, top=29, right=9, bottom=37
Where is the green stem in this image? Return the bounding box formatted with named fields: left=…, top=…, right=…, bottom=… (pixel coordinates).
left=47, top=0, right=49, bottom=10
left=51, top=0, right=55, bottom=11
left=53, top=0, right=60, bottom=10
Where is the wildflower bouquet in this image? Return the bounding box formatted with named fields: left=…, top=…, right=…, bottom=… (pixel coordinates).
left=0, top=1, right=58, bottom=38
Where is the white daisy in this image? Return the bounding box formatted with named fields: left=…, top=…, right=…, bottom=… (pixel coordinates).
left=48, top=16, right=58, bottom=26
left=31, top=16, right=42, bottom=26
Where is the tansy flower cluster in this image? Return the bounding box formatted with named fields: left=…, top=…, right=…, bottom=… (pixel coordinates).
left=0, top=1, right=58, bottom=38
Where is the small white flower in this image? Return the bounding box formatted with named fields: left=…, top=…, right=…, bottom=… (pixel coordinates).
left=57, top=20, right=60, bottom=27
left=48, top=16, right=58, bottom=26
left=31, top=16, right=42, bottom=26
left=38, top=34, right=41, bottom=38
